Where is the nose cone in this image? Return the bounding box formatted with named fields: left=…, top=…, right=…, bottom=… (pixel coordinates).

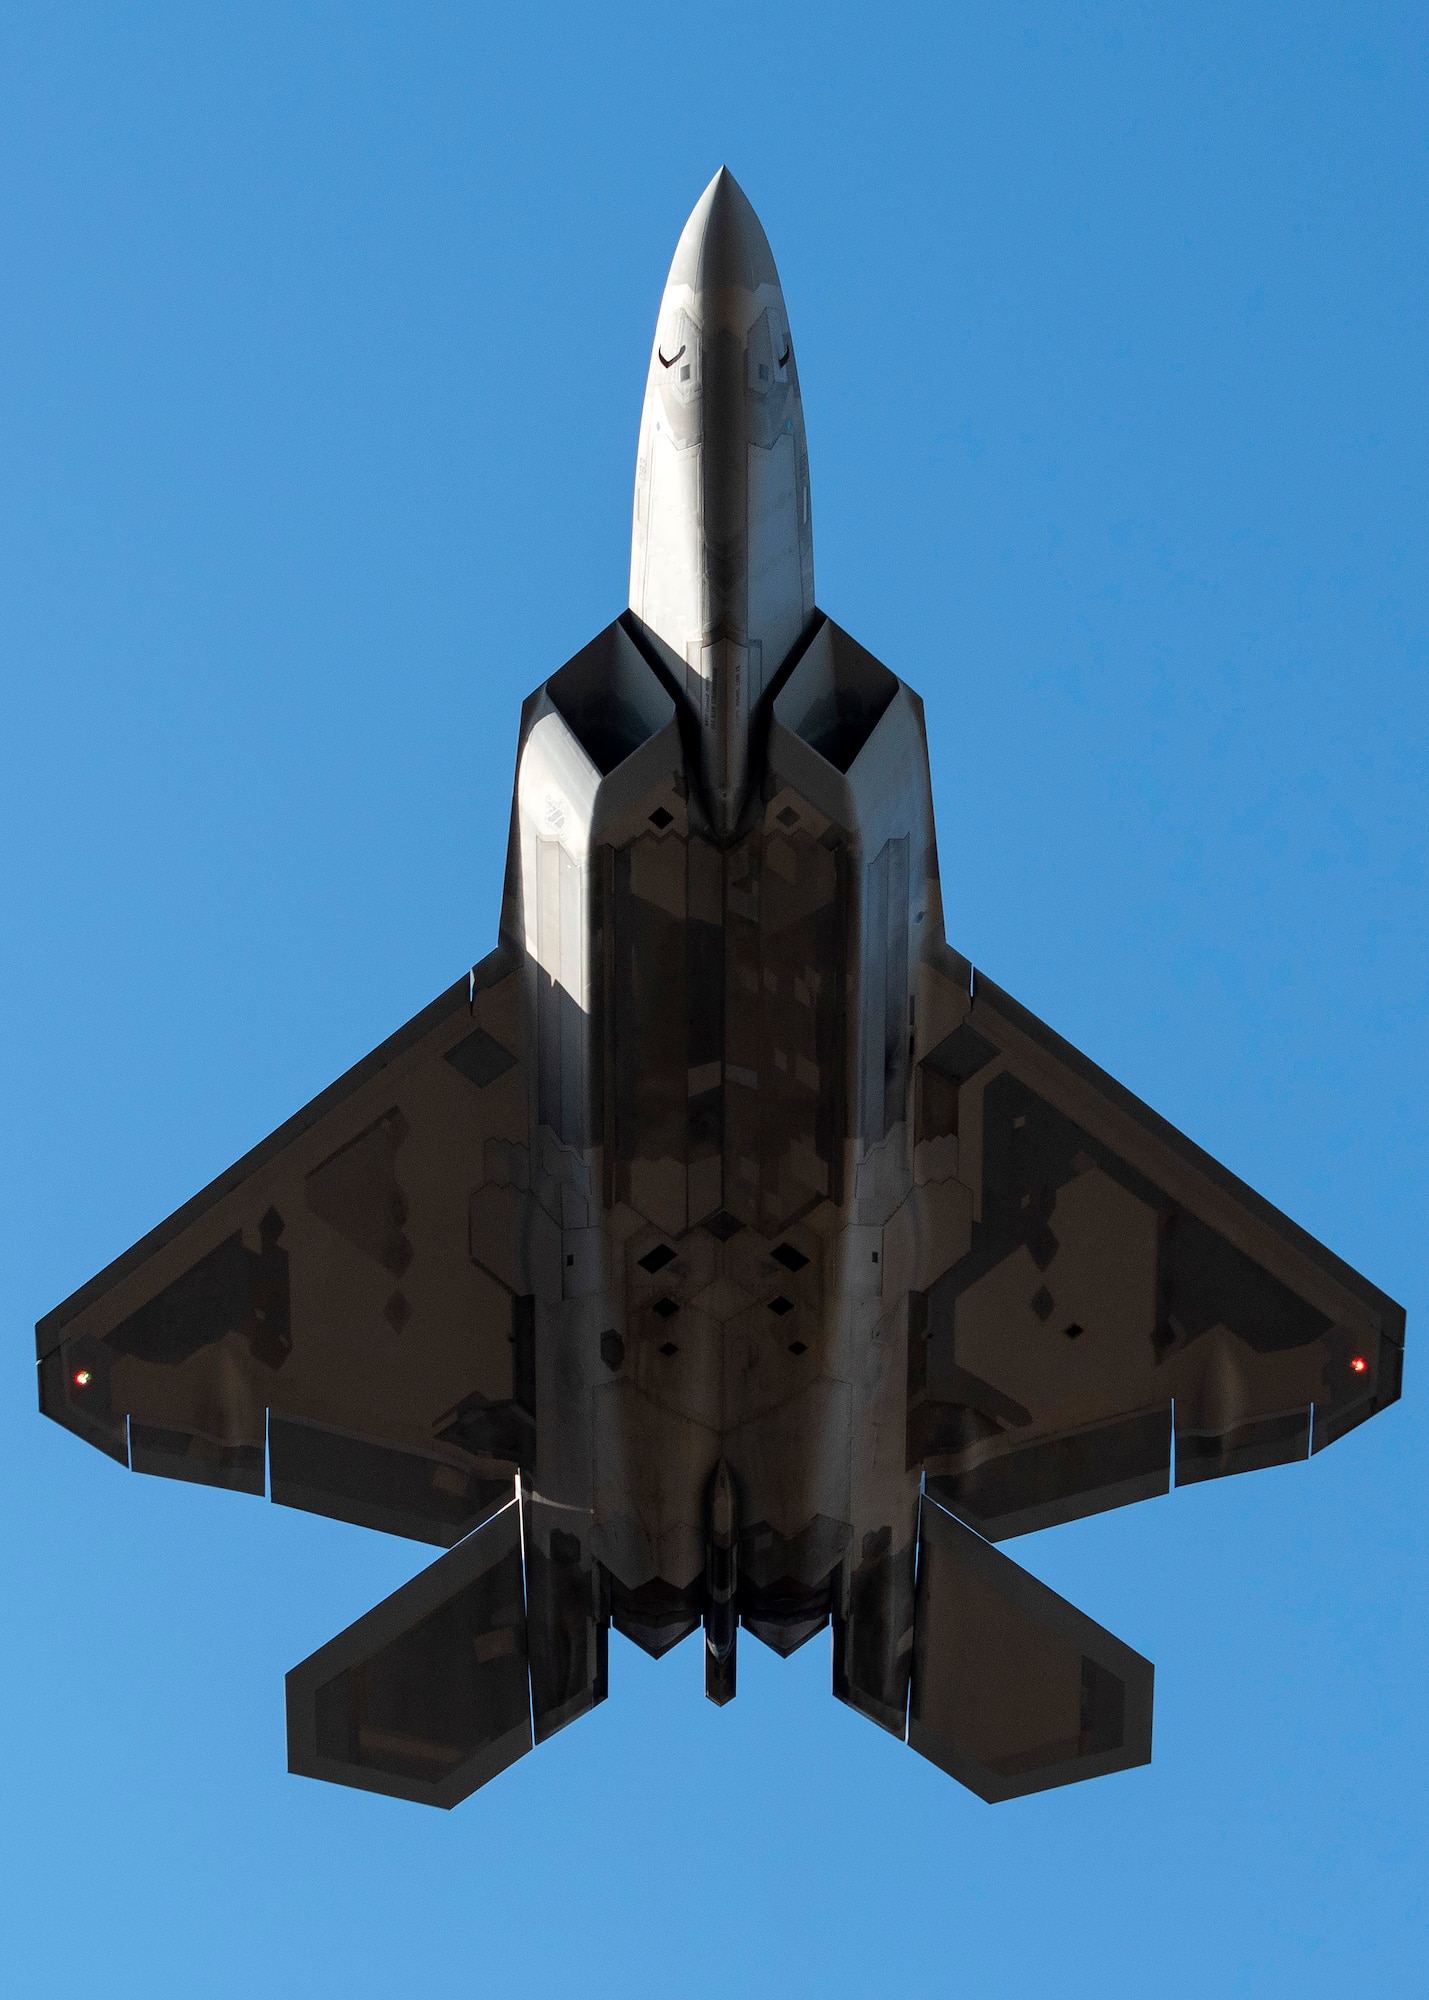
left=629, top=169, right=815, bottom=835
left=666, top=166, right=781, bottom=308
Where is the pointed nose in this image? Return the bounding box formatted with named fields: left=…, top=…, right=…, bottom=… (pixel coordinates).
left=668, top=167, right=780, bottom=324
left=629, top=172, right=816, bottom=837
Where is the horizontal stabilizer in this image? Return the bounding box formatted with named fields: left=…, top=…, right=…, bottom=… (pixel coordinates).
left=909, top=1494, right=1153, bottom=1802
left=286, top=1497, right=532, bottom=1808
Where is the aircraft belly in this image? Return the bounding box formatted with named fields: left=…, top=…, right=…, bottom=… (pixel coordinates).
left=509, top=615, right=934, bottom=1703
left=39, top=173, right=1403, bottom=1808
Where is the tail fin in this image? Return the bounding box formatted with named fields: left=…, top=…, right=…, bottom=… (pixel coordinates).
left=908, top=1494, right=1153, bottom=1802
left=286, top=1482, right=605, bottom=1808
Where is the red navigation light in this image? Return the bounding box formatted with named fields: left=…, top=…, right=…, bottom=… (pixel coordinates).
left=73, top=1369, right=92, bottom=1388
left=1350, top=1355, right=1368, bottom=1375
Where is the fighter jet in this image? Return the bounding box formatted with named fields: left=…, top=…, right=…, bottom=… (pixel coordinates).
left=38, top=169, right=1404, bottom=1809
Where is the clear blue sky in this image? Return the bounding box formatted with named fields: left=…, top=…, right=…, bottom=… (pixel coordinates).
left=3, top=6, right=1424, bottom=1995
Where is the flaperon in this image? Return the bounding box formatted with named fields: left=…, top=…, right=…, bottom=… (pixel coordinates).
left=38, top=170, right=1405, bottom=1809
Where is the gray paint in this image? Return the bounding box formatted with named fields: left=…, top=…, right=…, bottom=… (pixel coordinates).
left=37, top=174, right=1405, bottom=1813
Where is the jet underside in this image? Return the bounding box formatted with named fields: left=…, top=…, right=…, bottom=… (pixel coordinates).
left=37, top=170, right=1403, bottom=1811
left=37, top=607, right=1403, bottom=1807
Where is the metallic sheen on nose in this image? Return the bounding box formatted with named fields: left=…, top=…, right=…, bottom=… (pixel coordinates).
left=629, top=168, right=815, bottom=838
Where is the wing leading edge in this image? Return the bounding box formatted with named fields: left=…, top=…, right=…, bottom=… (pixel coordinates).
left=889, top=957, right=1401, bottom=1802
left=37, top=945, right=538, bottom=1547
left=908, top=957, right=1404, bottom=1542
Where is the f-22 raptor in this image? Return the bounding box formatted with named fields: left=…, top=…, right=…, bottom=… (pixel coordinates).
left=39, top=170, right=1404, bottom=1808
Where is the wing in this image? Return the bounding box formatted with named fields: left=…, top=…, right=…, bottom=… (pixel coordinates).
left=910, top=961, right=1405, bottom=1540
left=37, top=946, right=538, bottom=1547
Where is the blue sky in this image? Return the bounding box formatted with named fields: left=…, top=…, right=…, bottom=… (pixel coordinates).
left=3, top=6, right=1424, bottom=1994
